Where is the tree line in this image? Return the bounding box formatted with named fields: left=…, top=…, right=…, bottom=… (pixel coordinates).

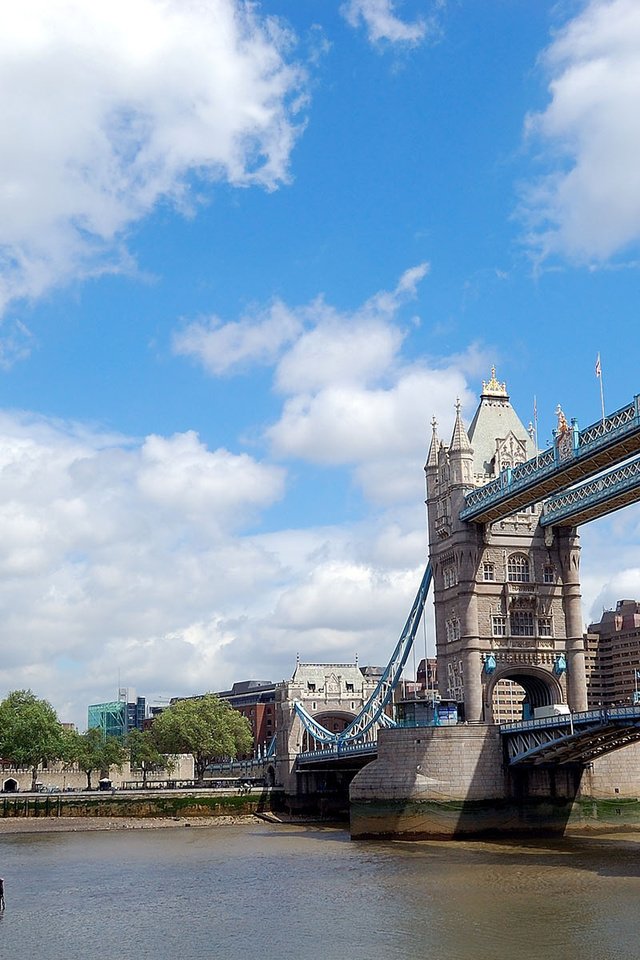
left=0, top=689, right=253, bottom=791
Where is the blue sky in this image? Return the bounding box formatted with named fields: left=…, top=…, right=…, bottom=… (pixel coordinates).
left=1, top=0, right=640, bottom=727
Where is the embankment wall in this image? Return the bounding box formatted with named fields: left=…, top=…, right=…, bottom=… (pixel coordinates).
left=0, top=788, right=284, bottom=820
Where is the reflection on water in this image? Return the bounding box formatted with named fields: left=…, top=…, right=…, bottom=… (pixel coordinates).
left=1, top=824, right=639, bottom=960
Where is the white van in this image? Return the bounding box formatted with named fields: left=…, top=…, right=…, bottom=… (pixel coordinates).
left=533, top=704, right=571, bottom=719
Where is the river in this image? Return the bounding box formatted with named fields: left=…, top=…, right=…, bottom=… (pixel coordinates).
left=0, top=823, right=638, bottom=960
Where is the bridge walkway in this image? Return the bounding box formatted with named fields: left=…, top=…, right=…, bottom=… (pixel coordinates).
left=460, top=395, right=640, bottom=525
left=501, top=705, right=640, bottom=765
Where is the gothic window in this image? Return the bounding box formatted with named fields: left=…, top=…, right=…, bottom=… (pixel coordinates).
left=543, top=565, right=554, bottom=584
left=443, top=565, right=457, bottom=589
left=539, top=617, right=553, bottom=637
left=511, top=611, right=534, bottom=636
left=445, top=618, right=461, bottom=642
left=492, top=615, right=506, bottom=637
left=507, top=554, right=530, bottom=583
left=483, top=562, right=495, bottom=582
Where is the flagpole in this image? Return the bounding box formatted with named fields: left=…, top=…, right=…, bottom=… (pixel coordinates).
left=533, top=395, right=539, bottom=466
left=596, top=353, right=605, bottom=427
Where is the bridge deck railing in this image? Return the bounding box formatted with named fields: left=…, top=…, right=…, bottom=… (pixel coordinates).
left=297, top=742, right=378, bottom=764
left=500, top=704, right=640, bottom=736
left=461, top=395, right=640, bottom=522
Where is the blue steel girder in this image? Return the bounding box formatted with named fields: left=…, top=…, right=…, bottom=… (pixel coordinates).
left=460, top=396, right=640, bottom=525
left=540, top=454, right=640, bottom=527
left=290, top=562, right=432, bottom=750
left=502, top=706, right=640, bottom=765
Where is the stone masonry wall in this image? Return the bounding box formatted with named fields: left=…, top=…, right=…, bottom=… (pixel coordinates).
left=350, top=725, right=506, bottom=804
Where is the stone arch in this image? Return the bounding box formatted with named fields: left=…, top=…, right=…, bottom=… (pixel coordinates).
left=2, top=777, right=19, bottom=792
left=301, top=709, right=356, bottom=752
left=485, top=665, right=564, bottom=723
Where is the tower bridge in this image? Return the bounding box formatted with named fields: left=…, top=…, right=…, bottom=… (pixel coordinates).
left=273, top=369, right=640, bottom=836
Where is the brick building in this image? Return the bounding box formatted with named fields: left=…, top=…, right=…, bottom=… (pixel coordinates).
left=215, top=680, right=276, bottom=756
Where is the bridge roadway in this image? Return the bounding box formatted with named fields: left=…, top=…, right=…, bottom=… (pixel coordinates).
left=294, top=705, right=640, bottom=771
left=460, top=394, right=640, bottom=525
left=540, top=454, right=640, bottom=527
left=501, top=704, right=640, bottom=766
left=296, top=741, right=377, bottom=770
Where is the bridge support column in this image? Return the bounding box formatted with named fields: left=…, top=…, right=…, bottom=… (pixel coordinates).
left=463, top=647, right=484, bottom=722
left=558, top=527, right=588, bottom=712
left=566, top=638, right=588, bottom=712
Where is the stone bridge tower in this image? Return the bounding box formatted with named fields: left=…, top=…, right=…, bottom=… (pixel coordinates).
left=425, top=369, right=588, bottom=723
left=274, top=661, right=380, bottom=794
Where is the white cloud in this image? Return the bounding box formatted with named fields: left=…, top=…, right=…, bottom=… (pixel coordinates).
left=173, top=263, right=480, bottom=507
left=173, top=300, right=302, bottom=376
left=0, top=0, right=305, bottom=316
left=266, top=267, right=478, bottom=505
left=0, top=404, right=438, bottom=727
left=522, top=0, right=640, bottom=262
left=269, top=366, right=469, bottom=462
left=0, top=411, right=290, bottom=723
left=137, top=431, right=283, bottom=523
left=341, top=0, right=428, bottom=45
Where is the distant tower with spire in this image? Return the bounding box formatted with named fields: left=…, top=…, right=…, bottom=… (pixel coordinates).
left=425, top=369, right=588, bottom=723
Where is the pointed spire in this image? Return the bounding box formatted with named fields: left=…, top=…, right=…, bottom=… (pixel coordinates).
left=426, top=416, right=439, bottom=468
left=450, top=398, right=472, bottom=452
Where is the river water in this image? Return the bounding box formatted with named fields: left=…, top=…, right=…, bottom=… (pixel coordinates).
left=1, top=823, right=639, bottom=960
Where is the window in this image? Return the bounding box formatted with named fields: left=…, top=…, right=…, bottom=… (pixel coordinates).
left=543, top=565, right=554, bottom=584
left=492, top=615, right=506, bottom=637
left=507, top=554, right=530, bottom=583
left=346, top=682, right=354, bottom=693
left=511, top=611, right=534, bottom=636
left=443, top=565, right=457, bottom=589
left=539, top=617, right=553, bottom=637
left=445, top=618, right=461, bottom=642
left=483, top=562, right=495, bottom=582
left=307, top=682, right=316, bottom=692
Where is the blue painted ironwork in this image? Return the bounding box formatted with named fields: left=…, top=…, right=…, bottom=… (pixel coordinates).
left=460, top=394, right=640, bottom=524
left=483, top=654, right=497, bottom=675
left=540, top=453, right=640, bottom=527
left=293, top=562, right=433, bottom=757
left=553, top=655, right=567, bottom=675
left=501, top=705, right=640, bottom=765
left=296, top=741, right=378, bottom=764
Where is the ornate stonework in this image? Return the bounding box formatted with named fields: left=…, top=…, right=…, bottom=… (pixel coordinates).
left=425, top=374, right=588, bottom=722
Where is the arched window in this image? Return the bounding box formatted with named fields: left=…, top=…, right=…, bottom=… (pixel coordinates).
left=507, top=554, right=530, bottom=583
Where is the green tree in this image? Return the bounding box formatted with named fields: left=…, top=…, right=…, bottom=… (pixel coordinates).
left=65, top=728, right=127, bottom=790
left=151, top=694, right=253, bottom=781
left=0, top=689, right=66, bottom=791
left=127, top=728, right=173, bottom=786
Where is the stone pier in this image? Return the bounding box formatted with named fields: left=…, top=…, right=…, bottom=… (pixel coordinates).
left=350, top=725, right=640, bottom=839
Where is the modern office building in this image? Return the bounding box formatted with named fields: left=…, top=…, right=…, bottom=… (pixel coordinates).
left=88, top=688, right=146, bottom=740
left=585, top=600, right=640, bottom=707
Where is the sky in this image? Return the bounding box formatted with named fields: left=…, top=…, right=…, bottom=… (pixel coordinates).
left=1, top=0, right=640, bottom=728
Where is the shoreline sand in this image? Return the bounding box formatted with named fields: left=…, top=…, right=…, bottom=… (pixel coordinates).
left=0, top=815, right=265, bottom=834
left=0, top=811, right=327, bottom=834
